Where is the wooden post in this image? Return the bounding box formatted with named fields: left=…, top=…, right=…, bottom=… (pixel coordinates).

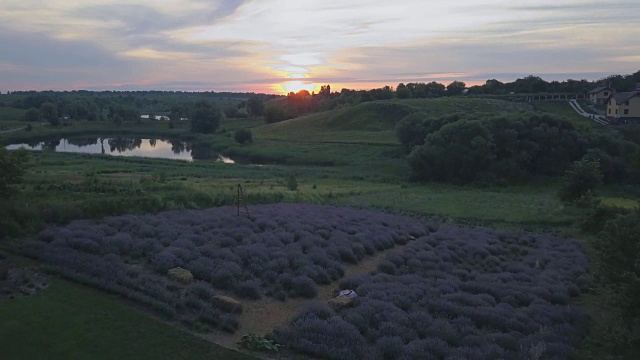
left=234, top=184, right=250, bottom=218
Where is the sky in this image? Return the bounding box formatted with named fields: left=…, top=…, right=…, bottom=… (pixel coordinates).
left=0, top=0, right=639, bottom=94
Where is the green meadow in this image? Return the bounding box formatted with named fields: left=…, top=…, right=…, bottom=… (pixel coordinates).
left=1, top=96, right=637, bottom=359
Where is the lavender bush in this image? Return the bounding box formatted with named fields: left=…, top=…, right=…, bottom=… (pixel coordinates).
left=19, top=204, right=434, bottom=333
left=274, top=226, right=591, bottom=359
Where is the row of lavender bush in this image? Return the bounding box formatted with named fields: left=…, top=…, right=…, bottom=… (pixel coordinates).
left=20, top=204, right=436, bottom=332
left=274, top=226, right=591, bottom=360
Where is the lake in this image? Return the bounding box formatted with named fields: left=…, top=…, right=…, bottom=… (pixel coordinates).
left=6, top=137, right=235, bottom=163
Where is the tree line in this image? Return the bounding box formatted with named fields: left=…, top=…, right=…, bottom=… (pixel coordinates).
left=396, top=112, right=640, bottom=185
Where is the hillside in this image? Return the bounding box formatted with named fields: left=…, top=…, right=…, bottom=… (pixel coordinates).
left=254, top=97, right=569, bottom=144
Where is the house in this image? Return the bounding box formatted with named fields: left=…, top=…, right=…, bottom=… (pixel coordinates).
left=606, top=91, right=640, bottom=121
left=588, top=86, right=614, bottom=105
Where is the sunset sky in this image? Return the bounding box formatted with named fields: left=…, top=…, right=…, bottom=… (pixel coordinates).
left=1, top=0, right=638, bottom=94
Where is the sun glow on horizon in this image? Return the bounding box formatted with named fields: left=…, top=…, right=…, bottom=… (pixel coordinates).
left=279, top=80, right=317, bottom=94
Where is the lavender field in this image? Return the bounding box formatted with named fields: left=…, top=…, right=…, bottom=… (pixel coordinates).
left=275, top=226, right=591, bottom=360
left=19, top=204, right=435, bottom=333
left=18, top=204, right=590, bottom=359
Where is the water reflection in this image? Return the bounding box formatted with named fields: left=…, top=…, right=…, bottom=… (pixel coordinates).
left=6, top=137, right=234, bottom=163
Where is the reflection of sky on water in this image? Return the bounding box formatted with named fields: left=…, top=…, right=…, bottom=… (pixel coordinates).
left=7, top=138, right=193, bottom=161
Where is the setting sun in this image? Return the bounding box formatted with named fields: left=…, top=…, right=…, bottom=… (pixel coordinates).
left=280, top=81, right=317, bottom=94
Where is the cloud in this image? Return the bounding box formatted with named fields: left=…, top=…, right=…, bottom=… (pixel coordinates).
left=0, top=0, right=638, bottom=92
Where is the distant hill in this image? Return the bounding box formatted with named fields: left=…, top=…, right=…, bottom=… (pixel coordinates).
left=254, top=97, right=538, bottom=144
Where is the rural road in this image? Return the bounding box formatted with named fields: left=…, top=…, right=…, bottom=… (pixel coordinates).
left=569, top=99, right=608, bottom=125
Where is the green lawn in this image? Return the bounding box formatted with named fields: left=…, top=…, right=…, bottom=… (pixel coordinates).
left=331, top=182, right=582, bottom=225
left=0, top=278, right=256, bottom=360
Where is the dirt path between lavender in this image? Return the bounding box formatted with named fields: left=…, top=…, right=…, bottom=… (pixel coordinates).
left=208, top=237, right=418, bottom=350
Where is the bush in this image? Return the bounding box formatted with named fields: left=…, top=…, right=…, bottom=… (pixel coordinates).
left=190, top=101, right=222, bottom=134
left=264, top=106, right=289, bottom=123
left=285, top=173, right=298, bottom=191
left=594, top=208, right=640, bottom=317
left=233, top=128, right=253, bottom=144
left=278, top=224, right=590, bottom=359
left=559, top=159, right=603, bottom=202
left=291, top=276, right=317, bottom=298
left=235, top=279, right=261, bottom=299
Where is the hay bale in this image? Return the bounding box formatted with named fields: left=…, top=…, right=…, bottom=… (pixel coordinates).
left=167, top=267, right=193, bottom=284
left=328, top=297, right=354, bottom=310
left=212, top=295, right=243, bottom=314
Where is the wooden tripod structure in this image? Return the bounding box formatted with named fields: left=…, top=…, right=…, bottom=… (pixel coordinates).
left=233, top=184, right=250, bottom=218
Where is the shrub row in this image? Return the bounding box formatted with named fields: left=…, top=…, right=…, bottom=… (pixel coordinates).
left=274, top=225, right=591, bottom=359
left=19, top=204, right=437, bottom=333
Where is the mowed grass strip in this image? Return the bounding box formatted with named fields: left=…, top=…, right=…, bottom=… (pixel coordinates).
left=332, top=183, right=578, bottom=224
left=0, top=278, right=257, bottom=360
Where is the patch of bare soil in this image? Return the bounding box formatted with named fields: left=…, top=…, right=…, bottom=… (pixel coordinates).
left=209, top=237, right=418, bottom=351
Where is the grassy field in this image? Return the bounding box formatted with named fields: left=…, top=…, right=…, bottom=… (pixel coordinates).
left=0, top=278, right=256, bottom=360
left=1, top=96, right=638, bottom=359
left=0, top=107, right=26, bottom=122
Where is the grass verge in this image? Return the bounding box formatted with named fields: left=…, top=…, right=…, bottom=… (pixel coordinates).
left=0, top=277, right=257, bottom=360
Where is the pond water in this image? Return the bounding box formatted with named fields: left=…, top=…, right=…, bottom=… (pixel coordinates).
left=6, top=137, right=234, bottom=163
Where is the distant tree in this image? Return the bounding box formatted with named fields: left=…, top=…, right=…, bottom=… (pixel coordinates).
left=513, top=75, right=548, bottom=93
left=396, top=113, right=428, bottom=150
left=319, top=84, right=331, bottom=97
left=169, top=105, right=185, bottom=121
left=264, top=106, right=289, bottom=123
left=359, top=90, right=373, bottom=102
left=23, top=107, right=41, bottom=122
left=559, top=159, right=603, bottom=202
left=0, top=147, right=30, bottom=197
left=234, top=128, right=253, bottom=144
left=246, top=97, right=265, bottom=118
left=22, top=94, right=53, bottom=109
left=409, top=82, right=445, bottom=98
left=482, top=79, right=505, bottom=94
left=369, top=86, right=394, bottom=100
left=108, top=104, right=138, bottom=126
left=40, top=102, right=59, bottom=125
left=190, top=101, right=222, bottom=134
left=396, top=83, right=412, bottom=99
left=95, top=98, right=108, bottom=121
left=224, top=106, right=240, bottom=118
left=408, top=119, right=495, bottom=183
left=446, top=81, right=467, bottom=96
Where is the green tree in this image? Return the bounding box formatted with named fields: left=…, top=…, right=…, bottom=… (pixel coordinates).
left=264, top=106, right=289, bottom=123
left=408, top=119, right=495, bottom=183
left=40, top=102, right=59, bottom=125
left=396, top=83, right=412, bottom=99
left=246, top=97, right=265, bottom=118
left=319, top=84, right=331, bottom=97
left=0, top=147, right=30, bottom=198
left=190, top=101, right=222, bottom=134
left=396, top=113, right=427, bottom=150
left=23, top=107, right=41, bottom=122
left=629, top=149, right=640, bottom=182
left=234, top=128, right=253, bottom=144
left=285, top=173, right=298, bottom=191
left=224, top=106, right=240, bottom=118
left=446, top=81, right=466, bottom=96
left=594, top=208, right=640, bottom=342
left=559, top=159, right=603, bottom=202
